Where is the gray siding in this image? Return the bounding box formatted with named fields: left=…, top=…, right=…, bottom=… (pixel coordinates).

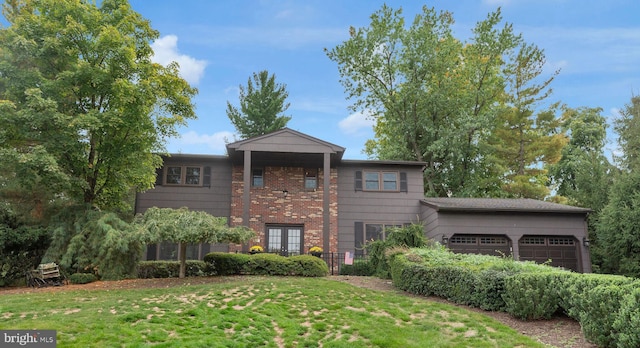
left=337, top=163, right=424, bottom=253
left=136, top=157, right=232, bottom=218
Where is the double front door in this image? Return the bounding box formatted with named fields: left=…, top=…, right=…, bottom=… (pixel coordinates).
left=267, top=225, right=303, bottom=256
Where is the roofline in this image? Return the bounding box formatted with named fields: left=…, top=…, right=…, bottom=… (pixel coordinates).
left=226, top=127, right=345, bottom=153
left=341, top=159, right=427, bottom=166
left=161, top=153, right=229, bottom=160
left=420, top=199, right=592, bottom=214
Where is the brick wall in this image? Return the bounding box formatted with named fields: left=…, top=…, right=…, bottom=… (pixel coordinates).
left=230, top=165, right=338, bottom=253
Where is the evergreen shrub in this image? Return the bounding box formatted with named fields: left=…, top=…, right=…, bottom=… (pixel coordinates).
left=203, top=252, right=251, bottom=276
left=137, top=261, right=208, bottom=278
left=69, top=273, right=98, bottom=284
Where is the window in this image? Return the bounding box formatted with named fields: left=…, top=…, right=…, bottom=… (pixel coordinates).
left=363, top=171, right=398, bottom=191
left=364, top=223, right=402, bottom=242
left=252, top=168, right=264, bottom=187
left=165, top=166, right=202, bottom=186
left=304, top=169, right=317, bottom=189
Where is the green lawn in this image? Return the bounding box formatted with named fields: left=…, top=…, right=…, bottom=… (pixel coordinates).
left=0, top=276, right=545, bottom=347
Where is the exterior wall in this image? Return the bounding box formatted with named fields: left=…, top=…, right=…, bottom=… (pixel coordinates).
left=135, top=156, right=233, bottom=259
left=337, top=163, right=425, bottom=253
left=229, top=165, right=338, bottom=253
left=135, top=157, right=232, bottom=217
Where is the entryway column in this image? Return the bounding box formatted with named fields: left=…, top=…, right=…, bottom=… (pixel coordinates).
left=242, top=150, right=251, bottom=252
left=323, top=152, right=330, bottom=252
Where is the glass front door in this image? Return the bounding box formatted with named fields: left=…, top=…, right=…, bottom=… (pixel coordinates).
left=267, top=225, right=303, bottom=256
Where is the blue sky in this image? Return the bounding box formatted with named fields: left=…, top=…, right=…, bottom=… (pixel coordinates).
left=23, top=1, right=640, bottom=159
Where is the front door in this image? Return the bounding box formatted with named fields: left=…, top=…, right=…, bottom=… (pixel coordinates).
left=266, top=225, right=303, bottom=256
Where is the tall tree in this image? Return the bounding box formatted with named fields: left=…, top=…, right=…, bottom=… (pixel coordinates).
left=596, top=96, right=640, bottom=277
left=326, top=6, right=522, bottom=197
left=488, top=43, right=565, bottom=199
left=226, top=70, right=291, bottom=139
left=0, top=0, right=196, bottom=213
left=548, top=106, right=615, bottom=272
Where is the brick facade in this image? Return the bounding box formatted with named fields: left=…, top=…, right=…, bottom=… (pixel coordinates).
left=230, top=165, right=338, bottom=254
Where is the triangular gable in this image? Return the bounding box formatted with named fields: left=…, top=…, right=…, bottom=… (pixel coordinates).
left=227, top=128, right=345, bottom=155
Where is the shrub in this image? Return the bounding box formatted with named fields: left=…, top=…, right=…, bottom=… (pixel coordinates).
left=137, top=261, right=208, bottom=278
left=0, top=224, right=50, bottom=287
left=203, top=252, right=251, bottom=276
left=45, top=207, right=145, bottom=280
left=339, top=259, right=374, bottom=276
left=613, top=285, right=640, bottom=348
left=503, top=272, right=563, bottom=320
left=69, top=273, right=97, bottom=284
left=289, top=255, right=329, bottom=277
left=244, top=253, right=298, bottom=276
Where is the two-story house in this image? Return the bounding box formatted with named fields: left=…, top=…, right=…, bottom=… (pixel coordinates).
left=135, top=128, right=592, bottom=272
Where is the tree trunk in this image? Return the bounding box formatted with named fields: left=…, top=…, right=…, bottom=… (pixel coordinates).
left=179, top=242, right=187, bottom=278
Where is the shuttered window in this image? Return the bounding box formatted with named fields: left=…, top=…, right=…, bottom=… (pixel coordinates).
left=164, top=165, right=204, bottom=186
left=355, top=170, right=406, bottom=192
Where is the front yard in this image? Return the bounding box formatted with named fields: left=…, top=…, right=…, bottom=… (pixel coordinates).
left=0, top=276, right=546, bottom=347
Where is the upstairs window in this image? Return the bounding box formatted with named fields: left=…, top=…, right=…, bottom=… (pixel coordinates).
left=252, top=168, right=264, bottom=187
left=364, top=171, right=398, bottom=191
left=165, top=166, right=202, bottom=186
left=304, top=169, right=318, bottom=190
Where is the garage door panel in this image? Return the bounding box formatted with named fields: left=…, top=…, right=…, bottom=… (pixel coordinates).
left=519, top=236, right=578, bottom=272
left=449, top=234, right=511, bottom=257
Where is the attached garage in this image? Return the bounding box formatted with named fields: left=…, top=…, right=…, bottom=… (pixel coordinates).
left=518, top=235, right=579, bottom=271
left=448, top=234, right=511, bottom=257
left=420, top=198, right=592, bottom=273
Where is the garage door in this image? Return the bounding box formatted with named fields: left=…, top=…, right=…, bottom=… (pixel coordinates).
left=448, top=234, right=511, bottom=257
left=518, top=236, right=578, bottom=271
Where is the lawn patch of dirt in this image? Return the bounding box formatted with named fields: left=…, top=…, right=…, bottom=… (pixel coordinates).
left=0, top=275, right=595, bottom=348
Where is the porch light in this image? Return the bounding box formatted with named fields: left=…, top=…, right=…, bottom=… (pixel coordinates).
left=282, top=190, right=288, bottom=197
left=442, top=236, right=449, bottom=244
left=583, top=237, right=590, bottom=247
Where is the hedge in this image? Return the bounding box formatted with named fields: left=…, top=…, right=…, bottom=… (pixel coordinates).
left=389, top=246, right=640, bottom=348
left=137, top=261, right=209, bottom=278
left=69, top=272, right=98, bottom=284
left=202, top=252, right=328, bottom=277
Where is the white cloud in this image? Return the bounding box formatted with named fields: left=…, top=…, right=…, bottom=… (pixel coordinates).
left=151, top=35, right=208, bottom=85
left=178, top=130, right=234, bottom=152
left=338, top=110, right=375, bottom=135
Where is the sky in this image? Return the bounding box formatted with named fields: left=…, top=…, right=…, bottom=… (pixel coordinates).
left=15, top=1, right=640, bottom=159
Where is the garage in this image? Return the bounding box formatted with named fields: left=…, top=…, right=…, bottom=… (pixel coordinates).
left=448, top=234, right=511, bottom=257
left=518, top=235, right=578, bottom=271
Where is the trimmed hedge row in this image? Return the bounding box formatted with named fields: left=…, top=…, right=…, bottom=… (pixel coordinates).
left=389, top=247, right=640, bottom=348
left=137, top=261, right=210, bottom=278
left=203, top=252, right=329, bottom=277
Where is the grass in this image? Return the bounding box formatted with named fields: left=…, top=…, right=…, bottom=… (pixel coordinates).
left=0, top=276, right=545, bottom=347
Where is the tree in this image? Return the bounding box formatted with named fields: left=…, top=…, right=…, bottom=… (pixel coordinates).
left=226, top=70, right=291, bottom=139
left=134, top=207, right=255, bottom=278
left=326, top=6, right=522, bottom=197
left=488, top=43, right=565, bottom=199
left=0, top=0, right=196, bottom=213
left=595, top=96, right=640, bottom=276
left=548, top=106, right=615, bottom=272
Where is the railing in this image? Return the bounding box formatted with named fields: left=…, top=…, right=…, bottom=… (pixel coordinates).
left=313, top=252, right=368, bottom=275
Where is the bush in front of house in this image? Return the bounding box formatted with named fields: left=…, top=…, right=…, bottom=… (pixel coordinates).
left=613, top=286, right=640, bottom=348
left=556, top=273, right=640, bottom=348
left=69, top=272, right=98, bottom=284
left=339, top=259, right=375, bottom=276
left=243, top=253, right=299, bottom=276
left=137, top=260, right=209, bottom=278
left=502, top=272, right=564, bottom=320
left=389, top=246, right=564, bottom=314
left=203, top=252, right=251, bottom=276
left=289, top=255, right=329, bottom=277
left=390, top=245, right=640, bottom=348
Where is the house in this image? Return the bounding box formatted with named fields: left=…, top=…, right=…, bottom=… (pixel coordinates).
left=135, top=128, right=592, bottom=272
